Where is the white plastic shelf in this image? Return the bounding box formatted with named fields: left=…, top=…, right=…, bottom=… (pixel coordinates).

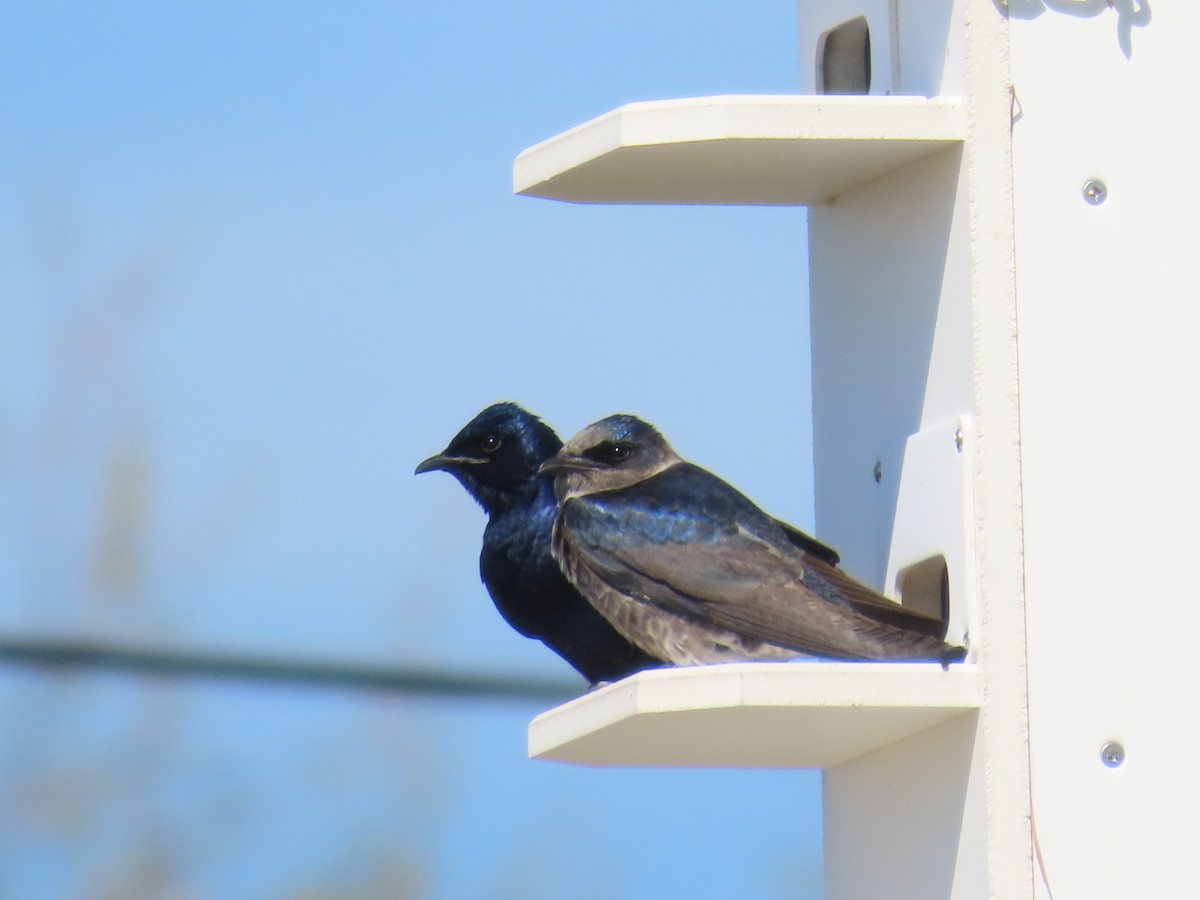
left=529, top=661, right=980, bottom=769
left=514, top=94, right=964, bottom=206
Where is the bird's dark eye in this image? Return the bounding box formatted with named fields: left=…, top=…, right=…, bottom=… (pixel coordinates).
left=584, top=440, right=635, bottom=464
left=480, top=435, right=502, bottom=454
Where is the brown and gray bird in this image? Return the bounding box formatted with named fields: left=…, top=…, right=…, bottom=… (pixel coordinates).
left=540, top=414, right=965, bottom=666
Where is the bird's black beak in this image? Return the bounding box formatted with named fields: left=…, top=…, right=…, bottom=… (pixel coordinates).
left=414, top=453, right=483, bottom=476
left=538, top=454, right=597, bottom=477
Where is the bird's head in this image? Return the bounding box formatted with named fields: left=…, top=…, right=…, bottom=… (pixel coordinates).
left=415, top=403, right=562, bottom=514
left=539, top=414, right=681, bottom=500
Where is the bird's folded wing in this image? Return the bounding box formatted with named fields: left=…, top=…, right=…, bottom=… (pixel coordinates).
left=776, top=520, right=841, bottom=566
left=566, top=503, right=929, bottom=659
left=798, top=554, right=949, bottom=639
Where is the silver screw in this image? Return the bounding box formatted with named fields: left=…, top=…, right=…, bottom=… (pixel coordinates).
left=954, top=428, right=964, bottom=453
left=1083, top=179, right=1107, bottom=205
left=1100, top=741, right=1125, bottom=768
left=872, top=460, right=882, bottom=484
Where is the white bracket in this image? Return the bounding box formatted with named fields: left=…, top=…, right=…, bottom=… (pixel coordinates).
left=884, top=415, right=978, bottom=656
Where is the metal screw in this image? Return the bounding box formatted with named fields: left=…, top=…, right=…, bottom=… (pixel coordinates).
left=1083, top=179, right=1107, bottom=205
left=1100, top=741, right=1125, bottom=768
left=872, top=460, right=882, bottom=484
left=954, top=428, right=964, bottom=453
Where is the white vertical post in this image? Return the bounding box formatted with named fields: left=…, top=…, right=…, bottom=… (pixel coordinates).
left=1008, top=6, right=1200, bottom=896
left=805, top=2, right=1033, bottom=896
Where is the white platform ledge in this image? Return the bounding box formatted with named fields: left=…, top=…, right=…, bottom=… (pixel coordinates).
left=514, top=94, right=965, bottom=206
left=529, top=661, right=980, bottom=769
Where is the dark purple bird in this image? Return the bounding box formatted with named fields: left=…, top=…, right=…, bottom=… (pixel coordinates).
left=416, top=403, right=659, bottom=685
left=541, top=414, right=965, bottom=666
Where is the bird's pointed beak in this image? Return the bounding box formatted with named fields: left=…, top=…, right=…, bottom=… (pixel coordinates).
left=414, top=452, right=484, bottom=476
left=538, top=454, right=597, bottom=477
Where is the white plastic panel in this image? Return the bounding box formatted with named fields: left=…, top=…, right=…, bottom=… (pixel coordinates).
left=513, top=95, right=963, bottom=206
left=825, top=711, right=988, bottom=900
left=528, top=662, right=979, bottom=768
left=884, top=416, right=978, bottom=653
left=809, top=143, right=970, bottom=589
left=894, top=0, right=964, bottom=96
left=1010, top=6, right=1200, bottom=896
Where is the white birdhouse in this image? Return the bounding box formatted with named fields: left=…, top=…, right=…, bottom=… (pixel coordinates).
left=514, top=2, right=1196, bottom=897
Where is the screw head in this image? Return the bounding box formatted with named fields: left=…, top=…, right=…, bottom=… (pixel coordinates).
left=1083, top=179, right=1107, bottom=205
left=954, top=428, right=964, bottom=453
left=1100, top=740, right=1125, bottom=768
left=872, top=460, right=882, bottom=484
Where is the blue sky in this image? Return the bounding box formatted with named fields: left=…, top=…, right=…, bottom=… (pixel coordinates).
left=1, top=3, right=825, bottom=897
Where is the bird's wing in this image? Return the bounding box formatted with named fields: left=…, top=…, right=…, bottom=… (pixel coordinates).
left=798, top=554, right=950, bottom=639
left=741, top=497, right=947, bottom=636
left=776, top=520, right=841, bottom=565
left=564, top=495, right=948, bottom=661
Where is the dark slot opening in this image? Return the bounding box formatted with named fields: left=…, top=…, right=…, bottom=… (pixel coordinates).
left=896, top=555, right=950, bottom=635
left=820, top=16, right=871, bottom=95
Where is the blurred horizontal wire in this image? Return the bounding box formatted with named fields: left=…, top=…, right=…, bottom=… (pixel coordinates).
left=0, top=636, right=581, bottom=703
